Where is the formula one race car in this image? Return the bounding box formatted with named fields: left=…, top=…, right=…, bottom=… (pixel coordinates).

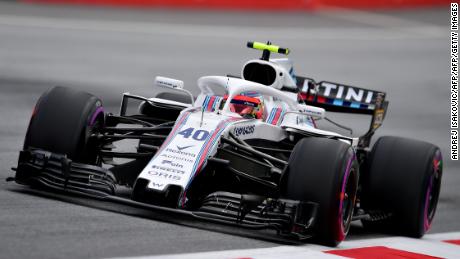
left=11, top=41, right=443, bottom=246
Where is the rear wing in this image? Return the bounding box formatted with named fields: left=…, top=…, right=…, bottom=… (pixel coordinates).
left=296, top=76, right=389, bottom=147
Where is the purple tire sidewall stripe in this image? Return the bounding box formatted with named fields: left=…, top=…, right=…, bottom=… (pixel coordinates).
left=338, top=153, right=355, bottom=240
left=423, top=176, right=434, bottom=231
left=424, top=150, right=442, bottom=232
left=89, top=106, right=104, bottom=127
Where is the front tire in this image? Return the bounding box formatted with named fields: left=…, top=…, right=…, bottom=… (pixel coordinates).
left=24, top=86, right=104, bottom=164
left=282, top=138, right=359, bottom=246
left=361, top=136, right=443, bottom=237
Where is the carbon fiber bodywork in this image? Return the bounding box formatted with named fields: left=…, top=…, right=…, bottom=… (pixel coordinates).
left=13, top=149, right=319, bottom=240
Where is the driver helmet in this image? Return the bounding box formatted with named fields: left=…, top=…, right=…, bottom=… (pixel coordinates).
left=221, top=93, right=264, bottom=119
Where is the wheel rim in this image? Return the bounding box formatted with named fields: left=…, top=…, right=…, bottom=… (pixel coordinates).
left=424, top=151, right=442, bottom=231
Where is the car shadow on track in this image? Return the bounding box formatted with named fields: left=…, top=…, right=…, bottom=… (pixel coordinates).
left=8, top=185, right=389, bottom=246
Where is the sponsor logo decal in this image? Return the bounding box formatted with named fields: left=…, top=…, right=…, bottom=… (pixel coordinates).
left=165, top=148, right=196, bottom=158
left=161, top=160, right=184, bottom=168
left=147, top=171, right=181, bottom=181
left=160, top=154, right=194, bottom=163
left=149, top=182, right=164, bottom=188
left=177, top=145, right=194, bottom=151
left=150, top=165, right=185, bottom=175
left=319, top=82, right=374, bottom=104
left=301, top=80, right=375, bottom=104
left=233, top=125, right=255, bottom=137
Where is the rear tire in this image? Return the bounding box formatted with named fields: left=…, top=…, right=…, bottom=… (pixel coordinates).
left=282, top=138, right=359, bottom=246
left=361, top=136, right=443, bottom=237
left=24, top=86, right=104, bottom=164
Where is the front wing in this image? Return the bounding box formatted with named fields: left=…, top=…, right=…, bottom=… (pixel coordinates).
left=10, top=149, right=319, bottom=241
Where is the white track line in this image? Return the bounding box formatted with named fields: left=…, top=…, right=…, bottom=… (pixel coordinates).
left=308, top=235, right=460, bottom=258
left=108, top=232, right=460, bottom=259
left=109, top=246, right=341, bottom=259
left=0, top=14, right=446, bottom=40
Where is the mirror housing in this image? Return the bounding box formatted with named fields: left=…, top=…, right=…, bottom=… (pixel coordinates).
left=155, top=76, right=184, bottom=89
left=297, top=104, right=326, bottom=119
left=154, top=76, right=194, bottom=106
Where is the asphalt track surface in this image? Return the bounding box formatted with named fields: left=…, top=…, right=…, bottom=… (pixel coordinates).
left=0, top=2, right=457, bottom=258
